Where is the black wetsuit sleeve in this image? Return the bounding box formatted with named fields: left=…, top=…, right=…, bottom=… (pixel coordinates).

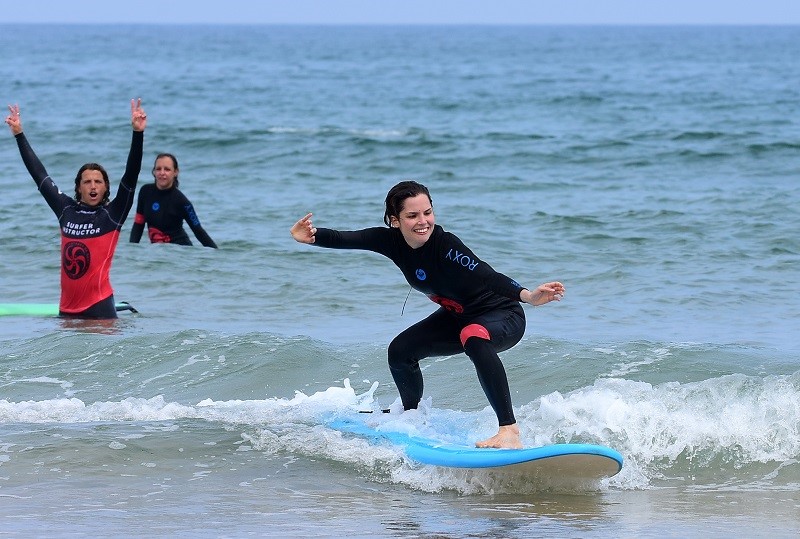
left=313, top=227, right=394, bottom=257
left=14, top=132, right=64, bottom=215
left=444, top=232, right=525, bottom=302
left=478, top=261, right=526, bottom=301
left=107, top=130, right=144, bottom=224
left=129, top=189, right=145, bottom=243
left=182, top=202, right=217, bottom=248
left=192, top=226, right=217, bottom=248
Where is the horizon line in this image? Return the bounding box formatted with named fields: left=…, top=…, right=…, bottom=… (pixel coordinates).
left=1, top=21, right=798, bottom=26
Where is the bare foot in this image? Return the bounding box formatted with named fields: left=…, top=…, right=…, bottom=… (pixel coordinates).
left=475, top=424, right=522, bottom=449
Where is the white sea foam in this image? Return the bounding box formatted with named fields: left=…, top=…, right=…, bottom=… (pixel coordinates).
left=3, top=371, right=799, bottom=493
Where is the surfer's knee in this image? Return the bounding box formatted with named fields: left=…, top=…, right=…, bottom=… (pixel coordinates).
left=387, top=336, right=416, bottom=370
left=387, top=337, right=403, bottom=366
left=460, top=324, right=490, bottom=347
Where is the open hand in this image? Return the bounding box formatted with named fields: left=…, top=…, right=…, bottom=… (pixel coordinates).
left=522, top=281, right=565, bottom=306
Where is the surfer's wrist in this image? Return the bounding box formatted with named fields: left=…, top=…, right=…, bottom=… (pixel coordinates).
left=520, top=288, right=532, bottom=304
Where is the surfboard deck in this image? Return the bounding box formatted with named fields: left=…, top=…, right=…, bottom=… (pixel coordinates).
left=0, top=302, right=138, bottom=316
left=329, top=417, right=623, bottom=479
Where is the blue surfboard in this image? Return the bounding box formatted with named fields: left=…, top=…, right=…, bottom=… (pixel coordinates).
left=329, top=417, right=623, bottom=479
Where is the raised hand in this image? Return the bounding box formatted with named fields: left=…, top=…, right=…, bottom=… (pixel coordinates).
left=5, top=104, right=22, bottom=135
left=130, top=98, right=147, bottom=132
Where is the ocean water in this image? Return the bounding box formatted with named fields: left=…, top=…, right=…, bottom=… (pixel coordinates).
left=1, top=24, right=799, bottom=537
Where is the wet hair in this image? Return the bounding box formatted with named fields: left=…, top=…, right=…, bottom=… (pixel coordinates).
left=74, top=163, right=110, bottom=205
left=152, top=152, right=180, bottom=188
left=383, top=180, right=433, bottom=226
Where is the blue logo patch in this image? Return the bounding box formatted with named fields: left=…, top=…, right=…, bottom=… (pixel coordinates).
left=415, top=269, right=427, bottom=281
left=152, top=202, right=160, bottom=211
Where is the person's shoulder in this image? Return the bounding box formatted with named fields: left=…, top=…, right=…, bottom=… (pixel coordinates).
left=359, top=226, right=397, bottom=248
left=435, top=224, right=458, bottom=242
left=172, top=187, right=192, bottom=203
left=359, top=226, right=393, bottom=239
left=60, top=192, right=79, bottom=206
left=434, top=226, right=472, bottom=251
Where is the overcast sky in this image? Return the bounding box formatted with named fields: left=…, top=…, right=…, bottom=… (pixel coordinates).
left=1, top=0, right=797, bottom=25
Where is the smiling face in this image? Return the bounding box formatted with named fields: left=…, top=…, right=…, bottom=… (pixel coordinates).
left=78, top=169, right=108, bottom=207
left=390, top=193, right=435, bottom=249
left=152, top=155, right=178, bottom=190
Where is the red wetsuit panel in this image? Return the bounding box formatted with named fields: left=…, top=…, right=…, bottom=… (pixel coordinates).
left=59, top=230, right=121, bottom=313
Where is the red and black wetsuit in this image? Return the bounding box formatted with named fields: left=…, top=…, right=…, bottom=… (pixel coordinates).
left=129, top=183, right=217, bottom=248
left=314, top=224, right=526, bottom=426
left=14, top=131, right=143, bottom=318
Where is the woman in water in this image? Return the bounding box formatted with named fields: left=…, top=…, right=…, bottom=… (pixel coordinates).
left=129, top=153, right=217, bottom=248
left=5, top=100, right=147, bottom=319
left=290, top=180, right=565, bottom=449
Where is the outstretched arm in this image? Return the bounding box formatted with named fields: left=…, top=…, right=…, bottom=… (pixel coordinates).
left=124, top=98, right=146, bottom=181
left=111, top=99, right=146, bottom=220
left=441, top=231, right=565, bottom=306
left=5, top=104, right=47, bottom=182
left=5, top=104, right=65, bottom=215
left=290, top=212, right=393, bottom=256
left=101, top=98, right=147, bottom=230
left=121, top=99, right=147, bottom=189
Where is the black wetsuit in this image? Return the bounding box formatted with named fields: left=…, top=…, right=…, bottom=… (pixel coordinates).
left=129, top=183, right=217, bottom=247
left=314, top=224, right=526, bottom=426
left=14, top=131, right=143, bottom=318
